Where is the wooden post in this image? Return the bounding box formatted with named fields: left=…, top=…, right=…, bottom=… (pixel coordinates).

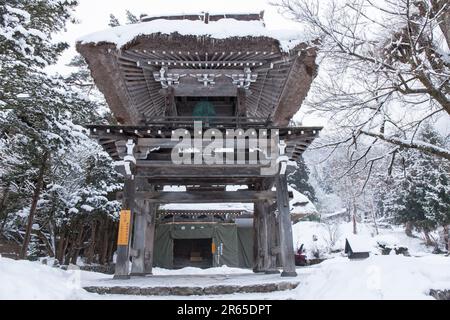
left=253, top=201, right=266, bottom=273
left=255, top=199, right=280, bottom=274
left=114, top=177, right=135, bottom=280
left=130, top=178, right=146, bottom=276
left=276, top=173, right=297, bottom=277
left=144, top=203, right=157, bottom=274
left=130, top=200, right=147, bottom=275
left=131, top=179, right=157, bottom=276
left=265, top=209, right=280, bottom=274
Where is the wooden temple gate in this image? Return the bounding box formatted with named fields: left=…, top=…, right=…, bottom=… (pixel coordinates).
left=77, top=12, right=322, bottom=279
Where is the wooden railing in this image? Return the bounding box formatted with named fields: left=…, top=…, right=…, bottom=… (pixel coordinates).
left=143, top=116, right=272, bottom=128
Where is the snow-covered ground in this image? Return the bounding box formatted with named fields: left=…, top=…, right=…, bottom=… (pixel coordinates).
left=0, top=257, right=89, bottom=300
left=292, top=221, right=435, bottom=259
left=1, top=254, right=449, bottom=300
left=0, top=222, right=448, bottom=300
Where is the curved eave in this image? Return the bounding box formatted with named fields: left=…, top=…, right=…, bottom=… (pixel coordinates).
left=77, top=33, right=318, bottom=126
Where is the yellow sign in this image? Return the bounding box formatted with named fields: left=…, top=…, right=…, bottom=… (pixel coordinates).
left=211, top=242, right=216, bottom=254
left=117, top=210, right=131, bottom=246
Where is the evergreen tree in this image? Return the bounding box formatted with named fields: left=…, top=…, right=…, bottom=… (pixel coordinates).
left=125, top=10, right=139, bottom=24
left=287, top=157, right=317, bottom=203
left=0, top=1, right=121, bottom=261
left=108, top=14, right=120, bottom=27
left=383, top=126, right=450, bottom=246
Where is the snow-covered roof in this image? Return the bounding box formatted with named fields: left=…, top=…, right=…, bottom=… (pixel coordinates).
left=322, top=209, right=348, bottom=219
left=160, top=185, right=317, bottom=215
left=346, top=234, right=373, bottom=252
left=77, top=18, right=308, bottom=52
left=140, top=11, right=262, bottom=19
left=160, top=185, right=253, bottom=212
left=289, top=187, right=318, bottom=215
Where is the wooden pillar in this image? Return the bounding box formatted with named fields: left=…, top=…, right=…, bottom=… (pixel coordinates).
left=131, top=201, right=157, bottom=276
left=253, top=201, right=267, bottom=273
left=144, top=203, right=157, bottom=273
left=131, top=179, right=157, bottom=276
left=254, top=196, right=280, bottom=274
left=276, top=173, right=297, bottom=277
left=114, top=177, right=135, bottom=280
left=265, top=209, right=280, bottom=274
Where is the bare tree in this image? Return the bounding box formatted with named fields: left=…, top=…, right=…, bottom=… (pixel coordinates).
left=275, top=0, right=450, bottom=169
left=323, top=220, right=341, bottom=251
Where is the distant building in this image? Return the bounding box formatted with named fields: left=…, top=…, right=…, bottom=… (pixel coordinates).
left=154, top=186, right=317, bottom=269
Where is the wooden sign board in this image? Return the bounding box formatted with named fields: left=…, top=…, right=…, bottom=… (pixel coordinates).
left=117, top=210, right=131, bottom=246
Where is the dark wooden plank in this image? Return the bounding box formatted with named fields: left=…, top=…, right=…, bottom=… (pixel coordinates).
left=266, top=208, right=280, bottom=273
left=276, top=173, right=297, bottom=277
left=130, top=179, right=157, bottom=276
left=114, top=177, right=135, bottom=280
left=136, top=166, right=272, bottom=179
left=134, top=190, right=276, bottom=203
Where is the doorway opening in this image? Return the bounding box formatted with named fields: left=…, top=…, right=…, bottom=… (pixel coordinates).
left=173, top=238, right=213, bottom=269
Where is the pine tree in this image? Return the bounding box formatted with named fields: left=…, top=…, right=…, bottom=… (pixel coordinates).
left=0, top=1, right=122, bottom=260
left=287, top=157, right=317, bottom=203
left=108, top=14, right=120, bottom=27
left=383, top=126, right=450, bottom=246
left=125, top=10, right=139, bottom=24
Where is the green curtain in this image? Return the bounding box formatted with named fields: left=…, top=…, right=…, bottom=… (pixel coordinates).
left=153, top=223, right=242, bottom=269
left=153, top=224, right=174, bottom=269
left=214, top=224, right=239, bottom=268
left=237, top=226, right=254, bottom=269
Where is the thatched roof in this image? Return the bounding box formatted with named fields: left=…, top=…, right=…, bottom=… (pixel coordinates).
left=76, top=15, right=318, bottom=126
left=140, top=11, right=265, bottom=23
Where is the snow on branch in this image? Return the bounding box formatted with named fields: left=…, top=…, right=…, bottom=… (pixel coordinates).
left=360, top=130, right=450, bottom=160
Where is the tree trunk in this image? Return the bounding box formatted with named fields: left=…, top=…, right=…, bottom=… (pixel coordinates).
left=100, top=219, right=109, bottom=265
left=33, top=229, right=55, bottom=257
left=20, top=152, right=48, bottom=260
left=352, top=199, right=358, bottom=235
left=48, top=221, right=56, bottom=259
left=0, top=183, right=10, bottom=233
left=370, top=196, right=379, bottom=235
left=107, top=221, right=117, bottom=264
left=405, top=222, right=414, bottom=237
left=63, top=235, right=71, bottom=265
left=86, top=220, right=97, bottom=265
left=56, top=229, right=66, bottom=264
left=70, top=224, right=84, bottom=265
left=443, top=225, right=449, bottom=252
left=424, top=230, right=434, bottom=246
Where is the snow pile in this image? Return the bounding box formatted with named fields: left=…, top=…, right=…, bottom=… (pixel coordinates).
left=295, top=255, right=450, bottom=300
left=0, top=257, right=87, bottom=300
left=77, top=18, right=309, bottom=52
left=292, top=221, right=433, bottom=258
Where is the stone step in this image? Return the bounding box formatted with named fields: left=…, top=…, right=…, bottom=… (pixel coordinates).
left=84, top=281, right=299, bottom=296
